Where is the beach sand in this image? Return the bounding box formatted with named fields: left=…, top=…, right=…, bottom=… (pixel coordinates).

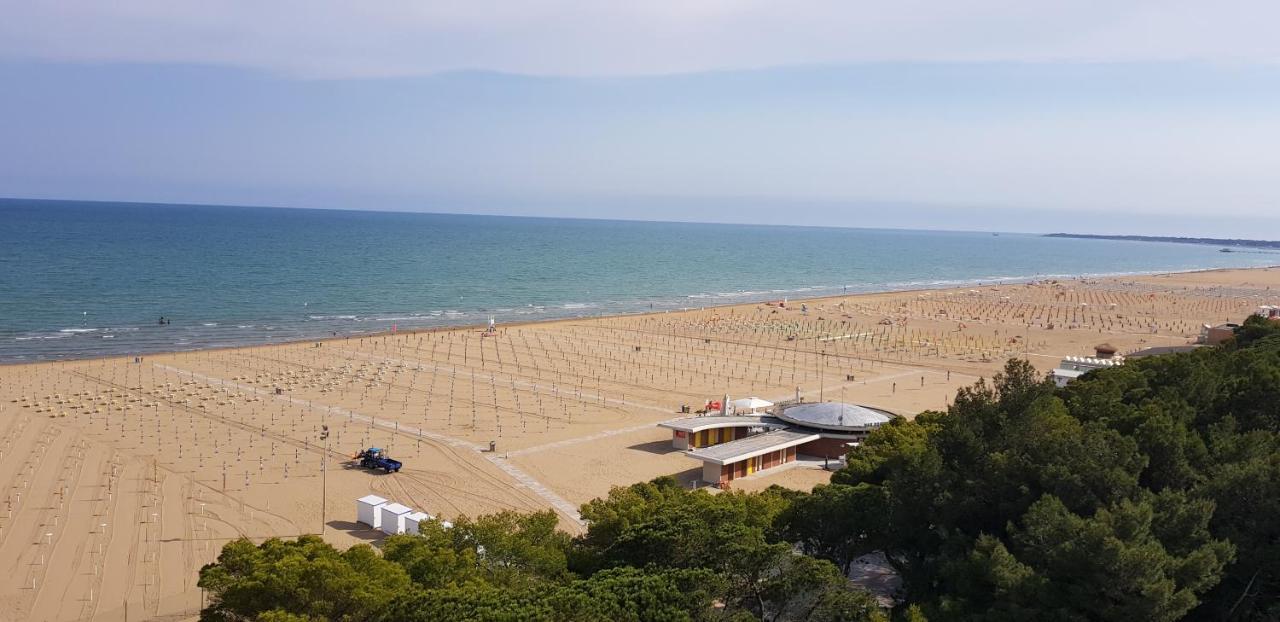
left=0, top=266, right=1277, bottom=620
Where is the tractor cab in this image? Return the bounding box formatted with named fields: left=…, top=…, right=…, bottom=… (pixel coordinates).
left=355, top=447, right=403, bottom=473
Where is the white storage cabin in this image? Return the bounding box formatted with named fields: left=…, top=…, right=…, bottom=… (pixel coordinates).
left=379, top=503, right=414, bottom=535
left=403, top=511, right=432, bottom=535
left=355, top=495, right=387, bottom=528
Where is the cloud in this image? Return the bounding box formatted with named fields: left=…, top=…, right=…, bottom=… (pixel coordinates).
left=3, top=60, right=1278, bottom=229
left=2, top=1, right=1278, bottom=78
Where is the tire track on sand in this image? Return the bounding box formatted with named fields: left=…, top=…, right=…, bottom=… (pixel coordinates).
left=154, top=364, right=583, bottom=525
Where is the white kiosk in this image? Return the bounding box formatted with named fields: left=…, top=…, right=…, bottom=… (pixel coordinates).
left=356, top=495, right=388, bottom=528
left=379, top=503, right=414, bottom=535
left=403, top=511, right=432, bottom=535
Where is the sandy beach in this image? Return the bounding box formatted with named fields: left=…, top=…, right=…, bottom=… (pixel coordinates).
left=1, top=266, right=1277, bottom=621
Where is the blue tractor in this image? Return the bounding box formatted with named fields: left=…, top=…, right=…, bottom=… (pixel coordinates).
left=355, top=447, right=402, bottom=473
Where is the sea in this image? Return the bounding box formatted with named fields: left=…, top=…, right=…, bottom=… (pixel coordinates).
left=1, top=198, right=1275, bottom=363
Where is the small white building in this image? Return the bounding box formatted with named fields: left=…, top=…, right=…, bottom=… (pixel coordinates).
left=355, top=495, right=387, bottom=528
left=1051, top=356, right=1123, bottom=387
left=379, top=503, right=414, bottom=535
left=403, top=511, right=433, bottom=535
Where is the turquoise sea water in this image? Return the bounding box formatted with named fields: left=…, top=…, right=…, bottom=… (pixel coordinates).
left=1, top=198, right=1274, bottom=362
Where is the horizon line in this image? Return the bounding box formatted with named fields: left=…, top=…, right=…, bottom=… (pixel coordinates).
left=6, top=194, right=1278, bottom=243
left=1, top=194, right=1041, bottom=237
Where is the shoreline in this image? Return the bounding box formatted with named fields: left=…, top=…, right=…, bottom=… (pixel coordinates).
left=5, top=263, right=1276, bottom=368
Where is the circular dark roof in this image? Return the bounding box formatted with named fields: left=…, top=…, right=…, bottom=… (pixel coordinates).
left=777, top=402, right=894, bottom=431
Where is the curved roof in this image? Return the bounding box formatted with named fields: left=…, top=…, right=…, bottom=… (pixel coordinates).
left=777, top=402, right=894, bottom=431
left=687, top=429, right=820, bottom=465
left=658, top=415, right=785, bottom=433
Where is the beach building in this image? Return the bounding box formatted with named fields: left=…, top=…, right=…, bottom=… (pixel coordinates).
left=671, top=402, right=899, bottom=488
left=1050, top=356, right=1123, bottom=387
left=379, top=502, right=414, bottom=535
left=691, top=429, right=817, bottom=485
left=355, top=495, right=388, bottom=529
left=1255, top=305, right=1280, bottom=320
left=657, top=415, right=787, bottom=449
left=1199, top=323, right=1239, bottom=345
left=404, top=511, right=433, bottom=535
left=774, top=401, right=897, bottom=456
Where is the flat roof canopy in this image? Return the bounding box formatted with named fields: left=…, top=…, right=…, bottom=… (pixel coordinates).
left=687, top=429, right=820, bottom=465
left=730, top=397, right=773, bottom=409
left=658, top=415, right=785, bottom=434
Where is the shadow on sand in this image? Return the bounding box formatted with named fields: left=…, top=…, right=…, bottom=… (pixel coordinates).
left=326, top=520, right=385, bottom=542
left=625, top=439, right=677, bottom=455
left=671, top=467, right=705, bottom=489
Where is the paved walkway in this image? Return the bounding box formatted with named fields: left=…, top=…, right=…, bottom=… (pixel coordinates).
left=482, top=455, right=582, bottom=523
left=847, top=551, right=903, bottom=608
left=502, top=422, right=660, bottom=458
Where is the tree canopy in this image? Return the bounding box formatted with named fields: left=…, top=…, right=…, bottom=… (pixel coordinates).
left=823, top=317, right=1280, bottom=620
left=200, top=490, right=883, bottom=622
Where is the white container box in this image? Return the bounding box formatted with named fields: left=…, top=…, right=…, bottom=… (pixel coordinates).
left=355, top=495, right=387, bottom=528
left=403, top=511, right=432, bottom=535
left=379, top=502, right=414, bottom=535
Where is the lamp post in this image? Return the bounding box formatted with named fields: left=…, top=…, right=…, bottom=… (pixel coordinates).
left=319, top=425, right=329, bottom=536
left=818, top=342, right=826, bottom=402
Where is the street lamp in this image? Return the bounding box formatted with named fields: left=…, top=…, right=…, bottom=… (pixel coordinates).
left=319, top=425, right=329, bottom=536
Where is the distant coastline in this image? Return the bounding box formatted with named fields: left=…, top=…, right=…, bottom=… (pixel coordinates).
left=1046, top=233, right=1280, bottom=251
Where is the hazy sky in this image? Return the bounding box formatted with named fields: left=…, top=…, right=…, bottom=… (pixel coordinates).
left=2, top=1, right=1279, bottom=236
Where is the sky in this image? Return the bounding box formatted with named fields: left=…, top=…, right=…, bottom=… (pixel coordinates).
left=2, top=1, right=1279, bottom=237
